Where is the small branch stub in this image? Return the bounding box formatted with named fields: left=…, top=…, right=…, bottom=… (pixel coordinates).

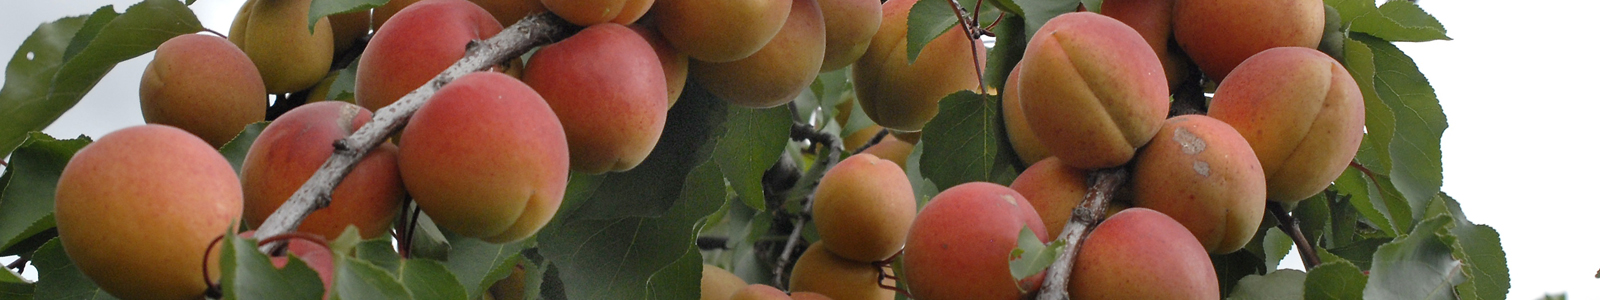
left=252, top=13, right=579, bottom=253
left=1038, top=168, right=1129, bottom=300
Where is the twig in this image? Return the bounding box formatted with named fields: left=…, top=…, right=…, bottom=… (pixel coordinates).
left=1270, top=202, right=1322, bottom=268
left=1038, top=168, right=1129, bottom=300
left=773, top=122, right=845, bottom=288
left=945, top=0, right=989, bottom=93
left=853, top=128, right=890, bottom=154
left=252, top=12, right=580, bottom=253
left=5, top=255, right=26, bottom=271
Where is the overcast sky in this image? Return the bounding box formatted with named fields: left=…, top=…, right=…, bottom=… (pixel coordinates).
left=2, top=0, right=1596, bottom=298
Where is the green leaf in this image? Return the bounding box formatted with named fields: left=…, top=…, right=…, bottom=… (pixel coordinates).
left=309, top=0, right=387, bottom=33
left=566, top=83, right=728, bottom=219
left=1011, top=0, right=1081, bottom=41
left=0, top=0, right=204, bottom=156
left=1345, top=37, right=1395, bottom=175
left=1226, top=269, right=1305, bottom=300
left=442, top=230, right=523, bottom=296
left=987, top=0, right=1025, bottom=15
left=406, top=211, right=453, bottom=261
left=984, top=15, right=1027, bottom=90
left=222, top=234, right=325, bottom=300
left=353, top=237, right=402, bottom=274
left=31, top=238, right=118, bottom=300
left=645, top=248, right=702, bottom=299
left=329, top=58, right=360, bottom=101
left=538, top=162, right=725, bottom=300
left=0, top=268, right=30, bottom=300
left=397, top=259, right=469, bottom=300
left=906, top=0, right=1001, bottom=63
left=714, top=105, right=791, bottom=211
left=1354, top=34, right=1446, bottom=227
left=903, top=143, right=941, bottom=207
left=1213, top=250, right=1268, bottom=297
left=1436, top=194, right=1509, bottom=300
left=1327, top=237, right=1391, bottom=272
left=0, top=133, right=88, bottom=256
left=1326, top=0, right=1448, bottom=42
left=806, top=68, right=851, bottom=126
left=1007, top=227, right=1060, bottom=283
left=1294, top=192, right=1333, bottom=247
left=333, top=256, right=413, bottom=300
left=1363, top=217, right=1465, bottom=300
left=1262, top=228, right=1293, bottom=271
left=219, top=122, right=269, bottom=175
left=1334, top=167, right=1410, bottom=236
left=1305, top=260, right=1368, bottom=300
left=920, top=91, right=1012, bottom=190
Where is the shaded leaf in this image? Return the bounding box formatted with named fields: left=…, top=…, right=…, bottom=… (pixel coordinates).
left=442, top=230, right=522, bottom=296
left=222, top=234, right=325, bottom=300
left=1436, top=194, right=1509, bottom=300
left=309, top=0, right=388, bottom=33
left=984, top=15, right=1026, bottom=91
left=905, top=0, right=999, bottom=63
left=903, top=143, right=941, bottom=207
left=397, top=258, right=469, bottom=300
left=31, top=238, right=117, bottom=300
left=333, top=256, right=413, bottom=300
left=567, top=82, right=728, bottom=219
left=920, top=91, right=1008, bottom=190
left=714, top=105, right=791, bottom=211
left=1227, top=269, right=1305, bottom=300
left=1305, top=260, right=1368, bottom=300
left=219, top=122, right=269, bottom=175
left=406, top=211, right=452, bottom=261
left=1363, top=217, right=1464, bottom=300
left=1011, top=0, right=1081, bottom=41
left=645, top=248, right=702, bottom=299
left=1213, top=250, right=1268, bottom=297
left=0, top=0, right=203, bottom=155
left=0, top=133, right=88, bottom=256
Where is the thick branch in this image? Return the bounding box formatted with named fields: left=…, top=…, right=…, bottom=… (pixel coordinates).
left=253, top=13, right=579, bottom=253
left=1038, top=168, right=1129, bottom=300
left=1269, top=202, right=1321, bottom=268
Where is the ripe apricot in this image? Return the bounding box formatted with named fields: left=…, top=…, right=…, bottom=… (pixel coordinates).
left=653, top=0, right=791, bottom=62
left=399, top=72, right=569, bottom=243
left=1129, top=115, right=1266, bottom=253
left=691, top=0, right=826, bottom=108
left=229, top=0, right=335, bottom=94
left=999, top=67, right=1048, bottom=165
left=859, top=135, right=913, bottom=168
left=630, top=24, right=689, bottom=107
left=812, top=154, right=916, bottom=262
left=1208, top=47, right=1363, bottom=202
left=817, top=0, right=881, bottom=71
left=139, top=33, right=266, bottom=148
left=55, top=125, right=243, bottom=300
left=1017, top=12, right=1169, bottom=170
left=702, top=264, right=748, bottom=300
left=1009, top=157, right=1090, bottom=239
left=240, top=102, right=404, bottom=240
left=902, top=182, right=1048, bottom=300
left=1070, top=208, right=1219, bottom=299
left=471, top=0, right=547, bottom=27
left=358, top=0, right=502, bottom=112
left=542, top=0, right=652, bottom=26
left=1102, top=0, right=1192, bottom=88
left=853, top=0, right=986, bottom=132
left=789, top=243, right=895, bottom=300
left=330, top=9, right=370, bottom=54
left=1173, top=0, right=1323, bottom=80
left=523, top=23, right=668, bottom=173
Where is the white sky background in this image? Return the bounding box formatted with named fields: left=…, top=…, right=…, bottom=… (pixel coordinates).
left=1, top=0, right=1596, bottom=298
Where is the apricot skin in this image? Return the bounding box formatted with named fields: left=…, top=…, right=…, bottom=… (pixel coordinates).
left=229, top=0, right=335, bottom=94
left=902, top=182, right=1048, bottom=300
left=542, top=0, right=652, bottom=26
left=1130, top=115, right=1266, bottom=253
left=812, top=154, right=916, bottom=263
left=523, top=23, right=668, bottom=173
left=139, top=33, right=266, bottom=148
left=358, top=0, right=502, bottom=112
left=1018, top=12, right=1169, bottom=170
left=653, top=0, right=792, bottom=62
left=692, top=0, right=826, bottom=108
left=701, top=264, right=748, bottom=300
left=1207, top=47, right=1363, bottom=202
left=859, top=135, right=913, bottom=168
left=1009, top=157, right=1090, bottom=239
left=1101, top=0, right=1191, bottom=88
left=399, top=72, right=569, bottom=243
left=731, top=284, right=791, bottom=300
left=817, top=0, right=882, bottom=71
left=630, top=25, right=689, bottom=107
left=1000, top=67, right=1049, bottom=165
left=1070, top=208, right=1220, bottom=299
left=240, top=102, right=404, bottom=240
left=55, top=125, right=243, bottom=300
left=471, top=0, right=547, bottom=27
left=1173, top=0, right=1323, bottom=80
left=789, top=242, right=895, bottom=300
left=853, top=0, right=986, bottom=132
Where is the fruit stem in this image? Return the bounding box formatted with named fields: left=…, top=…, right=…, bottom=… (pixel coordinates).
left=252, top=12, right=581, bottom=254
left=1038, top=167, right=1129, bottom=300
left=1269, top=201, right=1322, bottom=268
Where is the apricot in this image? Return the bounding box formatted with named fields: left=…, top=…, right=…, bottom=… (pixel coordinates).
left=1207, top=47, right=1363, bottom=202
left=630, top=24, right=689, bottom=107
left=853, top=0, right=987, bottom=132
left=1101, top=0, right=1191, bottom=89
left=789, top=243, right=894, bottom=300
left=1129, top=115, right=1266, bottom=253
left=330, top=9, right=370, bottom=54
left=1009, top=157, right=1090, bottom=239
left=372, top=0, right=423, bottom=30
left=702, top=264, right=748, bottom=300
left=653, top=0, right=792, bottom=62
left=1069, top=208, right=1219, bottom=299
left=55, top=125, right=243, bottom=300
left=691, top=0, right=824, bottom=108
left=902, top=182, right=1048, bottom=300
left=240, top=102, right=404, bottom=240
left=523, top=23, right=668, bottom=173
left=488, top=263, right=526, bottom=299
left=471, top=0, right=547, bottom=27
left=999, top=67, right=1048, bottom=165
left=1173, top=0, right=1323, bottom=80
left=229, top=0, right=336, bottom=94
left=358, top=0, right=502, bottom=112
left=1018, top=12, right=1169, bottom=170
left=731, top=284, right=791, bottom=300
left=859, top=135, right=913, bottom=168
left=542, top=0, right=652, bottom=26
left=139, top=33, right=267, bottom=148
left=817, top=0, right=881, bottom=71
left=812, top=154, right=916, bottom=262
left=790, top=292, right=833, bottom=300
left=399, top=72, right=569, bottom=243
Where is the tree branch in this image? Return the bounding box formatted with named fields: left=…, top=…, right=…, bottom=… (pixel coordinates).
left=1038, top=168, right=1129, bottom=300
left=253, top=13, right=580, bottom=253
left=773, top=122, right=845, bottom=288
left=1270, top=201, right=1321, bottom=268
